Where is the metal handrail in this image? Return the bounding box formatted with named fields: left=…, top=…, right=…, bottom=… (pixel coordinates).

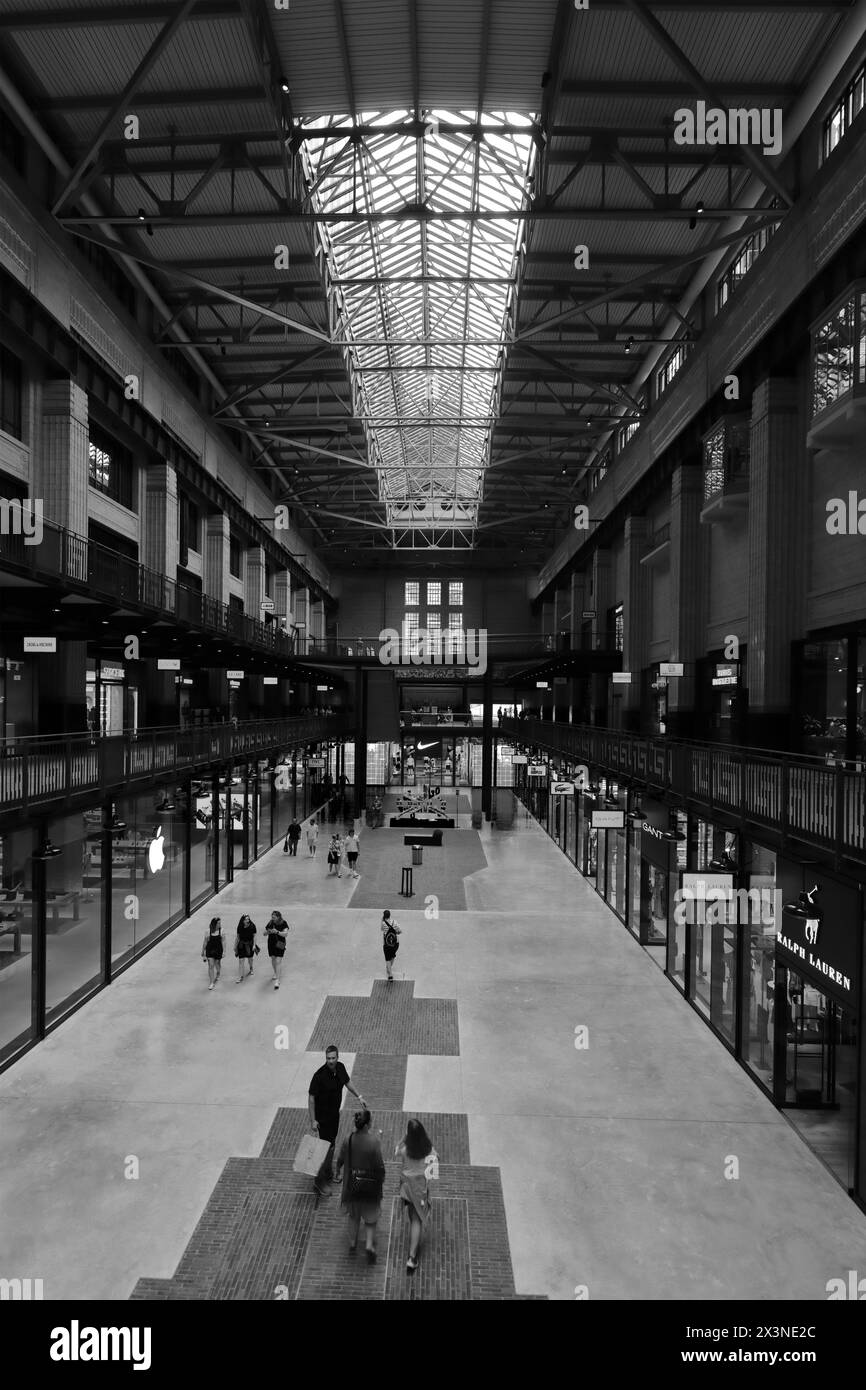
left=0, top=715, right=355, bottom=814
left=501, top=718, right=866, bottom=863
left=0, top=517, right=295, bottom=659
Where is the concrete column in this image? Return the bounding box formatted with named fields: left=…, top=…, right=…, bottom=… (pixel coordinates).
left=623, top=515, right=650, bottom=732
left=143, top=462, right=179, bottom=578
left=37, top=380, right=89, bottom=543
left=590, top=549, right=612, bottom=726
left=747, top=378, right=803, bottom=748
left=667, top=465, right=705, bottom=738
left=244, top=544, right=266, bottom=616
left=204, top=513, right=230, bottom=605
left=274, top=568, right=292, bottom=625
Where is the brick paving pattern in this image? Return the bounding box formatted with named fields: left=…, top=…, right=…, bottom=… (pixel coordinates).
left=130, top=981, right=543, bottom=1301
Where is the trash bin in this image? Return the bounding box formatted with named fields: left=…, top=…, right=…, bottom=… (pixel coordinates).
left=411, top=844, right=423, bottom=866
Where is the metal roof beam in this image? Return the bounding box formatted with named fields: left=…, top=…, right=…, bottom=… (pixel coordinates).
left=561, top=79, right=796, bottom=98
left=2, top=2, right=240, bottom=27
left=621, top=0, right=794, bottom=207
left=61, top=226, right=332, bottom=343
left=51, top=0, right=199, bottom=215
left=58, top=206, right=785, bottom=226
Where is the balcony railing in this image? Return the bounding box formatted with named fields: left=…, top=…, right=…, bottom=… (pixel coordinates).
left=317, top=631, right=620, bottom=661
left=811, top=281, right=866, bottom=421
left=702, top=418, right=750, bottom=505
left=0, top=518, right=296, bottom=659
left=501, top=718, right=866, bottom=865
left=0, top=716, right=352, bottom=814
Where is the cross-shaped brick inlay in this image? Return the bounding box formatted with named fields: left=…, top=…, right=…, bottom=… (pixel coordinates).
left=305, top=979, right=459, bottom=1057
left=129, top=979, right=545, bottom=1300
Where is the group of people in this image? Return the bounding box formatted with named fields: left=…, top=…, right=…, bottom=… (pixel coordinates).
left=308, top=1046, right=436, bottom=1273
left=201, top=910, right=289, bottom=989
left=283, top=815, right=320, bottom=856
left=326, top=829, right=360, bottom=878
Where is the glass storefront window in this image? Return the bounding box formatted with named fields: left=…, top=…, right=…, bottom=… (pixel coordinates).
left=111, top=788, right=186, bottom=965
left=605, top=827, right=626, bottom=918
left=800, top=640, right=851, bottom=760
left=190, top=774, right=215, bottom=908
left=45, top=811, right=103, bottom=1024
left=0, top=826, right=34, bottom=1059
left=741, top=843, right=777, bottom=1092
left=782, top=972, right=859, bottom=1192
left=628, top=825, right=641, bottom=936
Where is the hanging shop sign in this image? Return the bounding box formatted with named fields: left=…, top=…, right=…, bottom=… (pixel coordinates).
left=774, top=864, right=860, bottom=1004
left=612, top=672, right=632, bottom=684
left=24, top=637, right=56, bottom=652
left=510, top=755, right=528, bottom=765
left=551, top=781, right=575, bottom=796
left=528, top=764, right=547, bottom=776
left=157, top=659, right=181, bottom=671
left=713, top=662, right=738, bottom=687
left=306, top=758, right=325, bottom=769
left=659, top=662, right=684, bottom=677
left=226, top=670, right=245, bottom=680
left=260, top=598, right=276, bottom=612
left=592, top=809, right=625, bottom=829
left=263, top=677, right=279, bottom=686
left=100, top=665, right=125, bottom=681
left=581, top=610, right=596, bottom=619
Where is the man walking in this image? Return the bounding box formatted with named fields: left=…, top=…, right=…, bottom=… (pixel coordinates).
left=344, top=827, right=360, bottom=877
left=285, top=816, right=302, bottom=856
left=308, top=1046, right=366, bottom=1198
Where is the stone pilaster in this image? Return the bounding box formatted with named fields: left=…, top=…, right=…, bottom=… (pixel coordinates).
left=747, top=378, right=803, bottom=747
left=143, top=462, right=179, bottom=578
left=204, top=513, right=230, bottom=605
left=667, top=466, right=705, bottom=737
left=244, top=544, right=266, bottom=616
left=36, top=380, right=89, bottom=539
left=623, top=515, right=650, bottom=731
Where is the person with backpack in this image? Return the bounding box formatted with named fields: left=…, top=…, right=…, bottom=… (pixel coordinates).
left=265, top=910, right=289, bottom=989
left=395, top=1119, right=438, bottom=1272
left=334, top=1109, right=386, bottom=1262
left=201, top=916, right=224, bottom=989
left=381, top=909, right=402, bottom=981
left=284, top=816, right=302, bottom=856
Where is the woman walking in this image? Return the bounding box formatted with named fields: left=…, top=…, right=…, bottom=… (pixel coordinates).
left=266, top=910, right=289, bottom=989
left=381, top=909, right=402, bottom=981
left=306, top=817, right=319, bottom=857
left=327, top=833, right=343, bottom=878
left=234, top=913, right=257, bottom=982
left=335, top=1109, right=386, bottom=1263
left=395, top=1120, right=438, bottom=1273
left=201, top=916, right=224, bottom=989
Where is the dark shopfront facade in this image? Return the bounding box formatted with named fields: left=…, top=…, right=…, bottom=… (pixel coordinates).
left=520, top=770, right=866, bottom=1211
left=0, top=745, right=341, bottom=1074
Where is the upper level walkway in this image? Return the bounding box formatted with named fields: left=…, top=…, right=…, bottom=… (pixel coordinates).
left=0, top=802, right=862, bottom=1300
left=0, top=715, right=351, bottom=815
left=502, top=718, right=866, bottom=872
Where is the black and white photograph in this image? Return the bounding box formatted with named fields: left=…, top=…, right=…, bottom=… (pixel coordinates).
left=0, top=0, right=865, bottom=1357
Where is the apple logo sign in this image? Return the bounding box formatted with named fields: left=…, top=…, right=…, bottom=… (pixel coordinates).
left=148, top=827, right=166, bottom=875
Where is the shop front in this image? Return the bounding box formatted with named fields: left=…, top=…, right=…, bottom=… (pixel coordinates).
left=773, top=863, right=862, bottom=1195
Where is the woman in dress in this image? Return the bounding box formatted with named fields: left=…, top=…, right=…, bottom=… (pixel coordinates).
left=335, top=1109, right=386, bottom=1263
left=395, top=1119, right=438, bottom=1272
left=306, top=817, right=319, bottom=857
left=265, top=910, right=289, bottom=989
left=201, top=916, right=224, bottom=989
left=234, top=913, right=257, bottom=982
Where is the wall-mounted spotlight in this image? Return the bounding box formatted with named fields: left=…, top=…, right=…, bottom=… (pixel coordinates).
left=689, top=201, right=705, bottom=231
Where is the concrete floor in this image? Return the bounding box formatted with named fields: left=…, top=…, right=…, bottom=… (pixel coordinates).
left=1, top=815, right=865, bottom=1301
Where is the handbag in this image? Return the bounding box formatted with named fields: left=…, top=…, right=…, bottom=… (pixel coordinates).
left=347, top=1136, right=380, bottom=1200
left=283, top=837, right=290, bottom=853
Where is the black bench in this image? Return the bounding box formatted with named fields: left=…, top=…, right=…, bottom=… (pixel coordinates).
left=403, top=832, right=443, bottom=847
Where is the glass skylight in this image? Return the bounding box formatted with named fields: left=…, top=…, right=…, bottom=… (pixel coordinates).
left=300, top=111, right=536, bottom=531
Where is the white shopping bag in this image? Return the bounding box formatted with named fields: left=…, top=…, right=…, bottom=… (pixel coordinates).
left=293, top=1132, right=332, bottom=1177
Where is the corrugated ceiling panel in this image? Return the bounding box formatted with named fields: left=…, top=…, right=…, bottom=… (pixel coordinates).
left=558, top=10, right=684, bottom=85
left=140, top=18, right=263, bottom=91
left=12, top=24, right=161, bottom=97
left=663, top=11, right=839, bottom=85
left=271, top=1, right=347, bottom=114
left=339, top=1, right=414, bottom=111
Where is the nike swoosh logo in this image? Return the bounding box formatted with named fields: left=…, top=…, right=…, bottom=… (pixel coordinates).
left=417, top=741, right=439, bottom=751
